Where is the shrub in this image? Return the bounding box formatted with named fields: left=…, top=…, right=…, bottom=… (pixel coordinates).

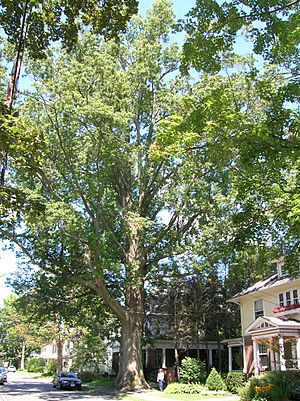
left=164, top=382, right=204, bottom=394
left=205, top=367, right=227, bottom=391
left=43, top=360, right=57, bottom=376
left=78, top=371, right=100, bottom=383
left=25, top=358, right=46, bottom=373
left=226, top=371, right=247, bottom=393
left=179, top=357, right=206, bottom=384
left=240, top=372, right=292, bottom=401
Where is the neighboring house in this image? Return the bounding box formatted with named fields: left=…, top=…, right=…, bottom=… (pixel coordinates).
left=111, top=339, right=224, bottom=380
left=227, top=258, right=300, bottom=375
left=40, top=340, right=73, bottom=370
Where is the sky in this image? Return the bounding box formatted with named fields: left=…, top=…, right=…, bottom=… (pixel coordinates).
left=0, top=0, right=196, bottom=307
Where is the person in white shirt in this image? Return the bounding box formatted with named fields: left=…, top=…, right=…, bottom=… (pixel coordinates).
left=157, top=368, right=165, bottom=391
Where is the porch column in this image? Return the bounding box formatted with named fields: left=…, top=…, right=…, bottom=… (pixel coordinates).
left=162, top=348, right=167, bottom=368
left=253, top=339, right=259, bottom=375
left=279, top=336, right=286, bottom=371
left=297, top=338, right=300, bottom=370
left=145, top=347, right=149, bottom=367
left=270, top=348, right=276, bottom=371
left=228, top=346, right=233, bottom=372
left=208, top=349, right=213, bottom=367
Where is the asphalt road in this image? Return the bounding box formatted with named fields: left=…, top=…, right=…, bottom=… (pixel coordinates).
left=0, top=372, right=122, bottom=401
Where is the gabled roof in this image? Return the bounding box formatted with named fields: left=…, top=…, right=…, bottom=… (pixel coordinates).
left=245, top=316, right=300, bottom=333
left=229, top=272, right=299, bottom=303
left=245, top=316, right=300, bottom=339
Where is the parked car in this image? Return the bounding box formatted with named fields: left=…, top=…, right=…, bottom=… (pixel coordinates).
left=7, top=366, right=16, bottom=372
left=0, top=367, right=7, bottom=382
left=0, top=369, right=5, bottom=385
left=53, top=372, right=82, bottom=390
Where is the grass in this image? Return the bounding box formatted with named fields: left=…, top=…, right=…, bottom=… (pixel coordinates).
left=122, top=393, right=235, bottom=401
left=87, top=377, right=115, bottom=387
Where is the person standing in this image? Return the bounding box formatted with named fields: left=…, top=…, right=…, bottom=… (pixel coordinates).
left=157, top=368, right=165, bottom=391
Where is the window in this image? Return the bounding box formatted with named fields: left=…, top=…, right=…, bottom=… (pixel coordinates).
left=254, top=299, right=264, bottom=319
left=278, top=290, right=299, bottom=307
left=293, top=289, right=298, bottom=304
left=258, top=344, right=269, bottom=369
left=279, top=293, right=284, bottom=307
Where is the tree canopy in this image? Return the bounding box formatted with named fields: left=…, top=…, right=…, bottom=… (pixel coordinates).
left=0, top=0, right=138, bottom=59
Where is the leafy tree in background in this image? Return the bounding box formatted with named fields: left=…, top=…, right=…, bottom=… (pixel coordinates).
left=0, top=0, right=138, bottom=60
left=182, top=0, right=299, bottom=73
left=0, top=295, right=51, bottom=369
left=8, top=267, right=118, bottom=373
left=181, top=0, right=300, bottom=262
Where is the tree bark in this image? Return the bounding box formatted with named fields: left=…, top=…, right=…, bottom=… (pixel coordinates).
left=20, top=341, right=26, bottom=370
left=56, top=338, right=64, bottom=374
left=115, top=309, right=148, bottom=389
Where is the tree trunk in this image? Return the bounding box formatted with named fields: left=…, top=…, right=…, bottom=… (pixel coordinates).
left=56, top=339, right=64, bottom=374
left=20, top=341, right=26, bottom=370
left=115, top=310, right=149, bottom=389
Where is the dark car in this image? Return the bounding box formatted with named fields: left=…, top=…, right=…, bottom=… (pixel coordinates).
left=0, top=367, right=7, bottom=382
left=53, top=372, right=81, bottom=390
left=0, top=369, right=5, bottom=385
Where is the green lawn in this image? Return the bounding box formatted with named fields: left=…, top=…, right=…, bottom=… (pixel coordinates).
left=87, top=377, right=115, bottom=387
left=122, top=392, right=236, bottom=401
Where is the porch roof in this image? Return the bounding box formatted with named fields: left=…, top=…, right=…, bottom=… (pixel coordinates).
left=245, top=316, right=300, bottom=339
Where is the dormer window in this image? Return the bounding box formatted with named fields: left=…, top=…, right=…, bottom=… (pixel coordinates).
left=279, top=293, right=284, bottom=307
left=278, top=289, right=299, bottom=307
left=293, top=289, right=298, bottom=304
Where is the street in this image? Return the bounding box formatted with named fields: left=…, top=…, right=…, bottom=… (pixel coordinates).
left=0, top=372, right=122, bottom=401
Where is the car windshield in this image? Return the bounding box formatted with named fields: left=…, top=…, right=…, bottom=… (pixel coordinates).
left=60, top=372, right=77, bottom=378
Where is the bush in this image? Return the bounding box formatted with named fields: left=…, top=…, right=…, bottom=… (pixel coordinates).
left=240, top=372, right=293, bottom=401
left=43, top=360, right=57, bottom=376
left=25, top=358, right=46, bottom=373
left=164, top=382, right=204, bottom=394
left=226, top=371, right=247, bottom=393
left=78, top=371, right=100, bottom=383
left=205, top=367, right=227, bottom=391
left=179, top=357, right=206, bottom=384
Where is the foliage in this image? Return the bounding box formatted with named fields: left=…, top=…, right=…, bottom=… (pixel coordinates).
left=205, top=368, right=227, bottom=391
left=25, top=357, right=46, bottom=373
left=240, top=372, right=293, bottom=401
left=164, top=382, right=205, bottom=394
left=179, top=357, right=206, bottom=384
left=182, top=0, right=300, bottom=74
left=43, top=360, right=57, bottom=376
left=78, top=371, right=100, bottom=383
left=72, top=329, right=109, bottom=374
left=226, top=372, right=247, bottom=394
left=0, top=295, right=52, bottom=367
left=0, top=0, right=138, bottom=60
